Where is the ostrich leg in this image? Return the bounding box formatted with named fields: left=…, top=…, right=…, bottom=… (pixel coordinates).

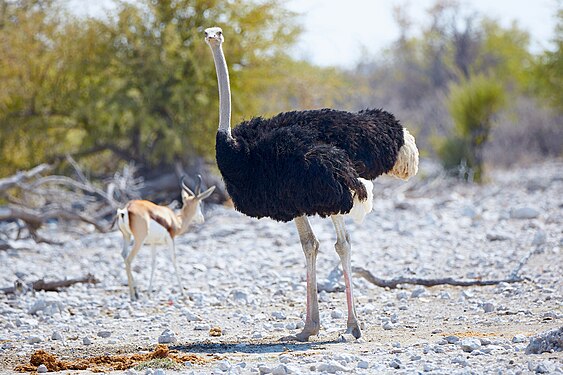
left=331, top=215, right=361, bottom=338
left=293, top=216, right=320, bottom=341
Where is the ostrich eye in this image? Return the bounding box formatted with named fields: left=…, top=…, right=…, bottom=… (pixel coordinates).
left=205, top=31, right=208, bottom=36
left=217, top=31, right=222, bottom=36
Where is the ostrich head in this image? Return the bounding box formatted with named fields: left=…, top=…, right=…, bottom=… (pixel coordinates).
left=205, top=27, right=224, bottom=47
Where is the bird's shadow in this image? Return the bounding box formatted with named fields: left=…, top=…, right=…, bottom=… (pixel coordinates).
left=170, top=339, right=340, bottom=355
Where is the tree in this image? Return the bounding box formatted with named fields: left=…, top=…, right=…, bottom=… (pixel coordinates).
left=531, top=8, right=562, bottom=109
left=0, top=0, right=302, bottom=177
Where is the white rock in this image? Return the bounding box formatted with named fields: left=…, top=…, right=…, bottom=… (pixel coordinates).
left=271, top=311, right=287, bottom=320
left=482, top=302, right=495, bottom=313
left=512, top=334, right=528, bottom=343
left=153, top=369, right=166, bottom=375
left=285, top=322, right=297, bottom=330
left=37, top=364, right=48, bottom=373
left=389, top=358, right=401, bottom=369
left=271, top=364, right=289, bottom=375
left=510, top=207, right=539, bottom=219
left=83, top=336, right=92, bottom=345
left=396, top=291, right=409, bottom=300
left=410, top=287, right=426, bottom=298
left=316, top=361, right=351, bottom=373
left=27, top=336, right=42, bottom=344
left=194, top=324, right=211, bottom=331
left=445, top=335, right=459, bottom=344
left=217, top=360, right=231, bottom=372
left=97, top=330, right=112, bottom=338
left=460, top=338, right=481, bottom=352
left=231, top=289, right=249, bottom=304
left=182, top=310, right=202, bottom=322
left=532, top=230, right=547, bottom=246
left=125, top=368, right=138, bottom=375
left=480, top=337, right=492, bottom=346
left=331, top=310, right=344, bottom=319
left=438, top=291, right=451, bottom=299
left=451, top=355, right=468, bottom=367
left=51, top=331, right=63, bottom=341
left=158, top=329, right=177, bottom=344
left=382, top=321, right=394, bottom=330
left=357, top=360, right=369, bottom=369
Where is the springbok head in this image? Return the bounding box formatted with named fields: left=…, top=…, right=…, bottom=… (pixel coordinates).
left=181, top=175, right=215, bottom=224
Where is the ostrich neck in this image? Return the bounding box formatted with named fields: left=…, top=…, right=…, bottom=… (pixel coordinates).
left=211, top=45, right=232, bottom=137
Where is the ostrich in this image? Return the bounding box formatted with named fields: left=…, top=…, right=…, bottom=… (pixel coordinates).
left=204, top=27, right=419, bottom=341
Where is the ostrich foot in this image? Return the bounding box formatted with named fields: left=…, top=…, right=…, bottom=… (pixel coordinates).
left=346, top=323, right=362, bottom=339
left=280, top=325, right=320, bottom=342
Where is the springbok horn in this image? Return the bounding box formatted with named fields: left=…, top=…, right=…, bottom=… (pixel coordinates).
left=181, top=176, right=195, bottom=196
left=195, top=174, right=203, bottom=196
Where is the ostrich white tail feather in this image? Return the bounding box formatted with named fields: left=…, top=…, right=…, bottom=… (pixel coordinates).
left=348, top=178, right=374, bottom=224
left=387, top=128, right=419, bottom=180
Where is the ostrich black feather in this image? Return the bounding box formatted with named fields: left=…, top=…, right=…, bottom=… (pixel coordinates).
left=216, top=108, right=405, bottom=222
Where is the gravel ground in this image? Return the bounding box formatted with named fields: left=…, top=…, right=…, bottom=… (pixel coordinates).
left=1, top=159, right=562, bottom=374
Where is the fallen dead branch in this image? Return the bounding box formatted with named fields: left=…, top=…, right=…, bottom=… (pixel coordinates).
left=0, top=274, right=99, bottom=294
left=352, top=267, right=525, bottom=288
left=0, top=164, right=52, bottom=193
left=0, top=161, right=143, bottom=243
left=350, top=245, right=542, bottom=289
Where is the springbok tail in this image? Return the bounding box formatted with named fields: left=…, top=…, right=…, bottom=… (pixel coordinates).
left=387, top=128, right=419, bottom=180
left=116, top=208, right=132, bottom=237
left=348, top=178, right=374, bottom=224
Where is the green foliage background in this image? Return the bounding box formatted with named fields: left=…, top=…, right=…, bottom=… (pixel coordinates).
left=0, top=0, right=560, bottom=180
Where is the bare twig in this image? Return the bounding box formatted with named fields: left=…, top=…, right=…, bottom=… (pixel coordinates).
left=65, top=154, right=88, bottom=184
left=509, top=245, right=543, bottom=279
left=0, top=274, right=99, bottom=294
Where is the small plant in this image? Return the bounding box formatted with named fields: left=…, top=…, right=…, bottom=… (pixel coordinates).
left=437, top=74, right=505, bottom=182
left=134, top=358, right=183, bottom=371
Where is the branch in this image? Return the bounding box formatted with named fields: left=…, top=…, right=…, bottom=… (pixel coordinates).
left=65, top=154, right=88, bottom=184
left=351, top=244, right=541, bottom=290
left=0, top=274, right=99, bottom=294
left=30, top=175, right=116, bottom=207
left=352, top=267, right=525, bottom=289
left=509, top=245, right=543, bottom=279
left=0, top=164, right=52, bottom=192
left=0, top=205, right=107, bottom=233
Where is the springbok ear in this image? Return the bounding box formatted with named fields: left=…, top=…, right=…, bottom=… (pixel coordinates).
left=197, top=186, right=215, bottom=200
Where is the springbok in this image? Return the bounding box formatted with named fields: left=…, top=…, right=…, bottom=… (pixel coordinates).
left=116, top=176, right=215, bottom=300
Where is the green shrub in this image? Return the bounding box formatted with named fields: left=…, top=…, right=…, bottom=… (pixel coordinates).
left=438, top=75, right=505, bottom=182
